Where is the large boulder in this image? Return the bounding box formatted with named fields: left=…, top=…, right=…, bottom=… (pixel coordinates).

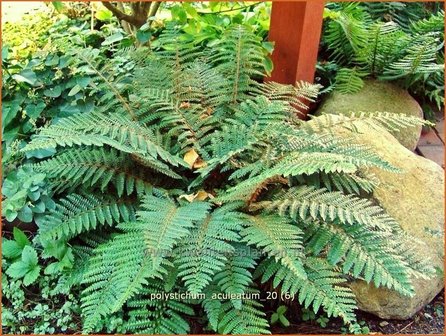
left=317, top=79, right=423, bottom=151
left=334, top=120, right=444, bottom=320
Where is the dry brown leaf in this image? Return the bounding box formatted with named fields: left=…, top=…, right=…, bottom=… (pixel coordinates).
left=184, top=148, right=199, bottom=168
left=195, top=190, right=210, bottom=201
left=193, top=158, right=208, bottom=169
left=179, top=190, right=213, bottom=203
left=179, top=102, right=191, bottom=109
left=178, top=193, right=196, bottom=203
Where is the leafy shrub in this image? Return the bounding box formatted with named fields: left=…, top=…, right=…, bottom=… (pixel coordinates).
left=11, top=23, right=433, bottom=334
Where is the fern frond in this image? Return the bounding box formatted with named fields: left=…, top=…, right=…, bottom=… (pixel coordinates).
left=356, top=22, right=408, bottom=75
left=123, top=282, right=194, bottom=334
left=241, top=214, right=307, bottom=280
left=75, top=48, right=137, bottom=120
left=81, top=232, right=170, bottom=333
left=81, top=195, right=210, bottom=332
left=155, top=23, right=203, bottom=68
left=207, top=290, right=270, bottom=335
left=33, top=148, right=156, bottom=194
left=219, top=299, right=270, bottom=334
left=304, top=112, right=429, bottom=135
left=298, top=171, right=379, bottom=195
left=214, top=244, right=257, bottom=309
left=304, top=221, right=414, bottom=296
left=254, top=81, right=321, bottom=115
left=382, top=33, right=444, bottom=79
left=219, top=147, right=395, bottom=203
left=334, top=67, right=366, bottom=93
left=252, top=186, right=398, bottom=231
left=230, top=96, right=287, bottom=129
left=124, top=194, right=211, bottom=269
left=175, top=205, right=245, bottom=294
left=255, top=257, right=360, bottom=332
left=23, top=111, right=187, bottom=169
left=39, top=194, right=136, bottom=240
left=410, top=10, right=445, bottom=36
left=209, top=25, right=267, bottom=103
left=324, top=3, right=371, bottom=64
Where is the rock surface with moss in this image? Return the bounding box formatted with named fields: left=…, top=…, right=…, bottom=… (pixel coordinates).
left=333, top=120, right=444, bottom=319
left=317, top=80, right=423, bottom=151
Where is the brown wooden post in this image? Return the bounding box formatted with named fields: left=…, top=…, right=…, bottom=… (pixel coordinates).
left=268, top=0, right=325, bottom=85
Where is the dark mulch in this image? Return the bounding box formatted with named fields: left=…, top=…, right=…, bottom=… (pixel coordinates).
left=269, top=291, right=445, bottom=335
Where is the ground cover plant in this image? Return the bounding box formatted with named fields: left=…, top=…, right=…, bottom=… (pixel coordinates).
left=2, top=20, right=434, bottom=334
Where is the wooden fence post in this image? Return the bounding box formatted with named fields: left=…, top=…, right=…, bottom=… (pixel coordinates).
left=268, top=0, right=325, bottom=85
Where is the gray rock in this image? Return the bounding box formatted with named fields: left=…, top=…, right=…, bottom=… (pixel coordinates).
left=317, top=79, right=423, bottom=151
left=334, top=120, right=444, bottom=319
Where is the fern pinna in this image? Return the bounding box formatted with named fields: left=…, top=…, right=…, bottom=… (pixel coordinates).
left=26, top=25, right=431, bottom=334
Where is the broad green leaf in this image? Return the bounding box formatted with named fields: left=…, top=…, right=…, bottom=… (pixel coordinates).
left=43, top=86, right=62, bottom=98
left=2, top=239, right=22, bottom=259
left=18, top=206, right=33, bottom=222
left=279, top=315, right=290, bottom=327
left=6, top=261, right=29, bottom=278
left=23, top=266, right=40, bottom=286
left=262, top=41, right=275, bottom=54
left=5, top=210, right=18, bottom=222
left=102, top=33, right=124, bottom=46
left=136, top=30, right=152, bottom=44
left=2, top=46, right=9, bottom=61
left=171, top=5, right=187, bottom=23
left=68, top=84, right=81, bottom=96
left=95, top=8, right=113, bottom=21
left=13, top=227, right=30, bottom=248
left=277, top=305, right=287, bottom=315
left=271, top=313, right=278, bottom=324
left=12, top=70, right=37, bottom=86
left=45, top=55, right=60, bottom=67
left=26, top=102, right=46, bottom=118
left=22, top=246, right=38, bottom=266
left=52, top=1, right=65, bottom=12
left=24, top=147, right=57, bottom=159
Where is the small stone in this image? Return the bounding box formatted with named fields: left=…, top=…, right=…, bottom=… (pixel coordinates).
left=424, top=313, right=433, bottom=320
left=379, top=321, right=389, bottom=327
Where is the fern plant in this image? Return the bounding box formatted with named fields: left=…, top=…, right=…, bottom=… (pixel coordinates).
left=322, top=4, right=444, bottom=108
left=24, top=24, right=433, bottom=334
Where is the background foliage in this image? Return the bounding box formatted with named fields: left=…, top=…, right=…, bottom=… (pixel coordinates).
left=317, top=2, right=444, bottom=120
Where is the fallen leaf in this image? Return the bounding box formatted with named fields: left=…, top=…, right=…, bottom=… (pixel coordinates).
left=180, top=102, right=191, bottom=109
left=184, top=148, right=199, bottom=168
left=193, top=158, right=208, bottom=169
left=179, top=193, right=196, bottom=203
left=179, top=190, right=213, bottom=202
left=195, top=190, right=210, bottom=201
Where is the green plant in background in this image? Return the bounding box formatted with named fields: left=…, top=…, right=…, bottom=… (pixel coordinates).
left=14, top=22, right=433, bottom=334
left=271, top=305, right=290, bottom=327
left=341, top=320, right=370, bottom=335
left=1, top=4, right=134, bottom=232
left=2, top=227, right=81, bottom=334
left=301, top=308, right=329, bottom=328
left=1, top=167, right=54, bottom=224
left=152, top=2, right=273, bottom=74
left=319, top=2, right=444, bottom=112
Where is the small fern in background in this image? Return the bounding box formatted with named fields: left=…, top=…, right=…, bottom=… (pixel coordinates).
left=22, top=24, right=433, bottom=334
left=321, top=3, right=444, bottom=109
